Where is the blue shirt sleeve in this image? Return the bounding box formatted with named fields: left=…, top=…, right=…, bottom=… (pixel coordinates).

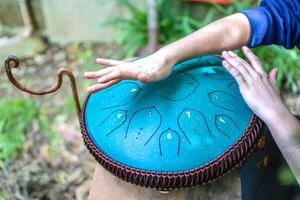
left=240, top=0, right=300, bottom=49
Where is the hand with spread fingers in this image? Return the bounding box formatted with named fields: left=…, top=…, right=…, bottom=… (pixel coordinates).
left=84, top=53, right=176, bottom=93
left=222, top=47, right=300, bottom=185
left=221, top=46, right=289, bottom=125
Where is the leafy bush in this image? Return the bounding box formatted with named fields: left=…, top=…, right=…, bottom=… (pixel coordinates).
left=101, top=0, right=147, bottom=57
left=102, top=0, right=205, bottom=57
left=0, top=98, right=65, bottom=162
left=0, top=99, right=38, bottom=160
left=156, top=0, right=207, bottom=43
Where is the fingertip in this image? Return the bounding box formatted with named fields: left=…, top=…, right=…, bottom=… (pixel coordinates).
left=87, top=85, right=94, bottom=93
left=221, top=51, right=228, bottom=58
left=242, top=46, right=249, bottom=51
left=84, top=72, right=90, bottom=77
left=242, top=46, right=247, bottom=53
left=271, top=67, right=278, bottom=78
left=242, top=46, right=253, bottom=56
left=96, top=58, right=103, bottom=64
left=96, top=58, right=109, bottom=64
left=84, top=72, right=97, bottom=79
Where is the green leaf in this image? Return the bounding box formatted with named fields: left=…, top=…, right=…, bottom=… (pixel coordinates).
left=0, top=99, right=38, bottom=160
left=278, top=165, right=298, bottom=185
left=0, top=120, right=5, bottom=134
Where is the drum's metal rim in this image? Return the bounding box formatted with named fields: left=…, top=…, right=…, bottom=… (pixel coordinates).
left=80, top=93, right=263, bottom=190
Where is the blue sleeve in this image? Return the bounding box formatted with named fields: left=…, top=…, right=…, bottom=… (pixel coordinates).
left=240, top=0, right=300, bottom=49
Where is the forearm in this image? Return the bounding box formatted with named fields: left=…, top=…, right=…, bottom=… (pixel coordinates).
left=265, top=109, right=300, bottom=185
left=156, top=13, right=251, bottom=64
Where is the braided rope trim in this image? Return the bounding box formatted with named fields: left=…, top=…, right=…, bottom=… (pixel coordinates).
left=80, top=95, right=263, bottom=190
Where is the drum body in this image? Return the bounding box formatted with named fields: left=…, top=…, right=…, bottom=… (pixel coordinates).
left=80, top=55, right=262, bottom=190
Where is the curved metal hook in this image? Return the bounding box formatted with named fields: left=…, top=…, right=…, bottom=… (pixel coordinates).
left=4, top=55, right=82, bottom=121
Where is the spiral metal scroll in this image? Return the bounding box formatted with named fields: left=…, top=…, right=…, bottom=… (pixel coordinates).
left=4, top=55, right=82, bottom=121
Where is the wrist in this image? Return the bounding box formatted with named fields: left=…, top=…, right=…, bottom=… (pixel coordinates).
left=262, top=106, right=294, bottom=128
left=263, top=108, right=300, bottom=142
left=155, top=45, right=180, bottom=68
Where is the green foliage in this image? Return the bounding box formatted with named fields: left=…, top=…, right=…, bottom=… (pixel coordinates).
left=103, top=0, right=299, bottom=92
left=0, top=98, right=65, bottom=161
left=0, top=190, right=7, bottom=200
left=101, top=0, right=147, bottom=57
left=68, top=44, right=98, bottom=70
left=209, top=0, right=257, bottom=14
left=278, top=164, right=298, bottom=185
left=102, top=0, right=204, bottom=57
left=157, top=0, right=204, bottom=43
left=77, top=47, right=96, bottom=68
left=0, top=99, right=38, bottom=160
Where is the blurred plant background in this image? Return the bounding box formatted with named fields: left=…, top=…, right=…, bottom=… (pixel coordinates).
left=103, top=0, right=299, bottom=93
left=0, top=0, right=299, bottom=199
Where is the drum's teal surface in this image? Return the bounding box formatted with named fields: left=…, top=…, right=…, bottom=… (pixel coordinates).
left=84, top=55, right=253, bottom=172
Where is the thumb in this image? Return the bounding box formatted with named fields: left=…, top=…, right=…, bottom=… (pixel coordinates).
left=269, top=68, right=278, bottom=84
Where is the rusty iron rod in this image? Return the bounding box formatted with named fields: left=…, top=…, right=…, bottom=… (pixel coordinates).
left=4, top=55, right=82, bottom=121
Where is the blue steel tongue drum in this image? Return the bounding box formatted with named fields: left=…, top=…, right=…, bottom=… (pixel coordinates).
left=81, top=55, right=262, bottom=190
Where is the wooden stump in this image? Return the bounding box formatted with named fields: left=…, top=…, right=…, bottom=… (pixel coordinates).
left=89, top=164, right=242, bottom=200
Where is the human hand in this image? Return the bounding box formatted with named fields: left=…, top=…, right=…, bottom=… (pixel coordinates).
left=221, top=46, right=290, bottom=125
left=84, top=52, right=176, bottom=93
